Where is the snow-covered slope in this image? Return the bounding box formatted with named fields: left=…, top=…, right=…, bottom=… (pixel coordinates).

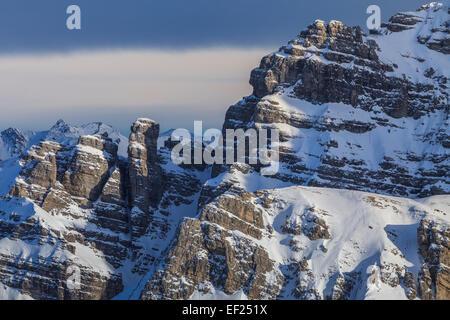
left=0, top=128, right=31, bottom=161
left=222, top=1, right=449, bottom=198
left=0, top=195, right=123, bottom=299
left=141, top=163, right=449, bottom=300
left=194, top=187, right=448, bottom=300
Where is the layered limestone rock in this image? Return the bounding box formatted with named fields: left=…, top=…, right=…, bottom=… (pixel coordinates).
left=418, top=217, right=450, bottom=300
left=222, top=3, right=449, bottom=198
left=128, top=118, right=160, bottom=208
left=1, top=116, right=210, bottom=299
left=10, top=134, right=119, bottom=208
left=140, top=166, right=285, bottom=300
left=4, top=134, right=128, bottom=298
left=94, top=165, right=130, bottom=234
left=383, top=3, right=450, bottom=54
left=0, top=196, right=124, bottom=300
left=0, top=252, right=123, bottom=300
left=62, top=134, right=118, bottom=205
left=141, top=218, right=283, bottom=300
left=200, top=193, right=264, bottom=240
left=128, top=118, right=163, bottom=239
left=139, top=161, right=450, bottom=300
left=10, top=141, right=64, bottom=204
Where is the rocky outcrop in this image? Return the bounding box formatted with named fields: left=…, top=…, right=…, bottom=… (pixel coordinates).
left=200, top=193, right=264, bottom=239
left=10, top=134, right=119, bottom=208
left=1, top=115, right=213, bottom=299
left=248, top=18, right=446, bottom=119
left=418, top=218, right=450, bottom=300
left=10, top=141, right=64, bottom=204
left=140, top=181, right=284, bottom=300
left=0, top=196, right=124, bottom=300
left=141, top=218, right=283, bottom=300
left=0, top=252, right=123, bottom=300
left=62, top=135, right=118, bottom=204
left=128, top=118, right=163, bottom=239
left=0, top=128, right=29, bottom=161
left=4, top=134, right=131, bottom=298
left=385, top=3, right=450, bottom=54
left=222, top=3, right=449, bottom=198
left=128, top=119, right=160, bottom=208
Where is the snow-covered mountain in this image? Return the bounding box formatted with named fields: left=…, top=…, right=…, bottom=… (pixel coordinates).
left=0, top=2, right=448, bottom=300
left=222, top=1, right=449, bottom=198
left=143, top=166, right=449, bottom=300
left=0, top=128, right=31, bottom=162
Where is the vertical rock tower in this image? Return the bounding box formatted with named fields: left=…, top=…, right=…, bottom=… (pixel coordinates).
left=127, top=118, right=162, bottom=238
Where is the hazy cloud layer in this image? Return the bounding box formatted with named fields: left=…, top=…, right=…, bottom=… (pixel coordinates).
left=0, top=48, right=268, bottom=133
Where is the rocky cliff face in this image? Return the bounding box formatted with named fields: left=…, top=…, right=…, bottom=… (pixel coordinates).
left=0, top=117, right=208, bottom=299
left=417, top=217, right=450, bottom=299
left=139, top=2, right=449, bottom=301
left=223, top=2, right=449, bottom=198
left=0, top=2, right=448, bottom=300
left=141, top=164, right=449, bottom=300
left=0, top=128, right=30, bottom=161
left=128, top=118, right=162, bottom=239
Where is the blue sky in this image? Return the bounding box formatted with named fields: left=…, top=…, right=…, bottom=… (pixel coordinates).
left=0, top=0, right=428, bottom=133
left=0, top=0, right=427, bottom=53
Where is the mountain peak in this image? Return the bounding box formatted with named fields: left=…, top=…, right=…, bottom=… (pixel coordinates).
left=378, top=1, right=449, bottom=54
left=49, top=119, right=71, bottom=134
left=1, top=127, right=24, bottom=137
